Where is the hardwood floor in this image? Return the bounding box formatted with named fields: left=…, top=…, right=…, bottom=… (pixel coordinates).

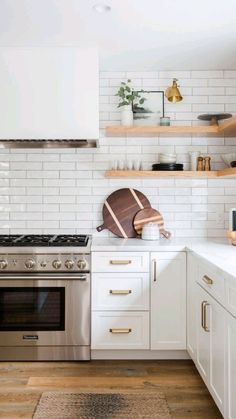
left=0, top=360, right=222, bottom=418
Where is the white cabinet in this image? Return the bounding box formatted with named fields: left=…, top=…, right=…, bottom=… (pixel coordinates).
left=225, top=276, right=236, bottom=319
left=196, top=284, right=225, bottom=416
left=197, top=261, right=225, bottom=306
left=92, top=312, right=149, bottom=350
left=92, top=251, right=150, bottom=350
left=150, top=252, right=186, bottom=350
left=225, top=311, right=236, bottom=419
left=92, top=252, right=149, bottom=273
left=187, top=252, right=198, bottom=361
left=92, top=273, right=149, bottom=311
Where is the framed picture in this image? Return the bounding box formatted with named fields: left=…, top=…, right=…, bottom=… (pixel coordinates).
left=133, top=90, right=164, bottom=126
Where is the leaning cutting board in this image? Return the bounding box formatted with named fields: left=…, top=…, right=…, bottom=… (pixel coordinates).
left=133, top=208, right=171, bottom=239
left=97, top=188, right=151, bottom=238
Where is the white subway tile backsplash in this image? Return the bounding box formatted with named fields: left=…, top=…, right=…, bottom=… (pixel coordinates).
left=0, top=69, right=235, bottom=237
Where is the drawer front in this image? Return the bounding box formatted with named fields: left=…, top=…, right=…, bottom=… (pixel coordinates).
left=92, top=252, right=149, bottom=273
left=91, top=312, right=149, bottom=349
left=197, top=263, right=225, bottom=305
left=225, top=278, right=236, bottom=318
left=92, top=273, right=149, bottom=311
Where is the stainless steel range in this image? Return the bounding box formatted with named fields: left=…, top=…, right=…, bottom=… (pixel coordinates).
left=0, top=234, right=91, bottom=361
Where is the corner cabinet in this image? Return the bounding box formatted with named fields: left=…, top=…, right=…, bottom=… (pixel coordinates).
left=188, top=255, right=236, bottom=418
left=187, top=252, right=198, bottom=361
left=150, top=252, right=186, bottom=350
left=226, top=311, right=236, bottom=419
left=196, top=283, right=225, bottom=415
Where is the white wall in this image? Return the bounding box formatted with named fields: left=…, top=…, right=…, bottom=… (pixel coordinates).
left=0, top=69, right=236, bottom=237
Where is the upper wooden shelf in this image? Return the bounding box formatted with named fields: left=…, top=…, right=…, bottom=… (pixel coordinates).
left=106, top=116, right=236, bottom=137
left=105, top=168, right=236, bottom=178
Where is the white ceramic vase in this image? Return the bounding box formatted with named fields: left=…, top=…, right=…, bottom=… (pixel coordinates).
left=189, top=151, right=200, bottom=171
left=121, top=105, right=133, bottom=126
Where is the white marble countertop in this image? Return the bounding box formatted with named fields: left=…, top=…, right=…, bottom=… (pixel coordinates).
left=91, top=237, right=236, bottom=279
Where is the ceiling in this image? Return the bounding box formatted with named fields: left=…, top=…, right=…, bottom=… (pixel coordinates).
left=0, top=0, right=236, bottom=69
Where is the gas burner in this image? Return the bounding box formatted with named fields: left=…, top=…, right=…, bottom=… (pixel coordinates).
left=52, top=235, right=89, bottom=247
left=0, top=235, right=23, bottom=246
left=0, top=234, right=89, bottom=247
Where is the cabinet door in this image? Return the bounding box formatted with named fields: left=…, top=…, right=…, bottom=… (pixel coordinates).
left=226, top=312, right=236, bottom=419
left=196, top=285, right=225, bottom=415
left=187, top=252, right=198, bottom=361
left=151, top=252, right=186, bottom=350
left=196, top=285, right=210, bottom=382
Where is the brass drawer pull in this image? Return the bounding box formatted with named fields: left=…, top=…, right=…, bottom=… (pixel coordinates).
left=110, top=260, right=132, bottom=265
left=203, top=302, right=210, bottom=332
left=201, top=301, right=206, bottom=329
left=109, top=328, right=132, bottom=334
left=201, top=301, right=210, bottom=332
left=202, top=275, right=213, bottom=285
left=109, top=290, right=132, bottom=295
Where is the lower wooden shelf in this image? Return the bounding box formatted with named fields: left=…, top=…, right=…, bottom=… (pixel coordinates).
left=105, top=168, right=236, bottom=178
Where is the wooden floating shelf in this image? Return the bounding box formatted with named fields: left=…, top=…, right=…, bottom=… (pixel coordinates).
left=106, top=116, right=236, bottom=137
left=105, top=168, right=236, bottom=178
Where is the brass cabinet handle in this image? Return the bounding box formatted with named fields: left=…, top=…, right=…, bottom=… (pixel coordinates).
left=109, top=328, right=132, bottom=334
left=152, top=259, right=157, bottom=282
left=203, top=302, right=210, bottom=332
left=110, top=260, right=132, bottom=265
left=109, top=290, right=132, bottom=295
left=201, top=301, right=210, bottom=332
left=202, top=275, right=213, bottom=285
left=201, top=301, right=206, bottom=329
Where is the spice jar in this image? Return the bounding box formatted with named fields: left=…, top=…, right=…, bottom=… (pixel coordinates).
left=197, top=156, right=204, bottom=171
left=204, top=156, right=211, bottom=171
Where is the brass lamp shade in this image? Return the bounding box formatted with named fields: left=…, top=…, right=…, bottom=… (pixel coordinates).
left=165, top=78, right=183, bottom=103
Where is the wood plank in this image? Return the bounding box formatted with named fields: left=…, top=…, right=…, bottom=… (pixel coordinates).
left=218, top=115, right=236, bottom=136
left=217, top=167, right=236, bottom=177
left=106, top=116, right=236, bottom=137
left=105, top=169, right=236, bottom=178
left=0, top=360, right=222, bottom=419
left=105, top=170, right=219, bottom=178
left=106, top=125, right=219, bottom=136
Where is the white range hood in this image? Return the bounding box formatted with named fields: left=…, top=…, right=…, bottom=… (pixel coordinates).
left=0, top=47, right=99, bottom=148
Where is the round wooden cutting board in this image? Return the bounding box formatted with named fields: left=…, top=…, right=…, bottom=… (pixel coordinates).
left=97, top=188, right=151, bottom=238
left=133, top=208, right=171, bottom=238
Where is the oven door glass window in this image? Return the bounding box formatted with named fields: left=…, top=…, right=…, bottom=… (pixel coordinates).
left=0, top=287, right=65, bottom=331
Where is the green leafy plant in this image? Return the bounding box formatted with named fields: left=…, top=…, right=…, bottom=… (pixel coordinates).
left=115, top=79, right=146, bottom=108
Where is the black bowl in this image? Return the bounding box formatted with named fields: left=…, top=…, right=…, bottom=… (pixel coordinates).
left=152, top=163, right=184, bottom=170
left=230, top=161, right=236, bottom=167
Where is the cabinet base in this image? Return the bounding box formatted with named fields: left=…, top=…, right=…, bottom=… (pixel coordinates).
left=91, top=350, right=189, bottom=360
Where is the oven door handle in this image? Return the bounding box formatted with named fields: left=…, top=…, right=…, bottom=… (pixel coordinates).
left=0, top=274, right=89, bottom=281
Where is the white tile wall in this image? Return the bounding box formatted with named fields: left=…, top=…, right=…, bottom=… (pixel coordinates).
left=0, top=70, right=236, bottom=237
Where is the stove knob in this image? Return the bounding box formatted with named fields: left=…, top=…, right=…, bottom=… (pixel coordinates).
left=40, top=261, right=47, bottom=268
left=52, top=260, right=62, bottom=269
left=0, top=259, right=8, bottom=269
left=65, top=260, right=74, bottom=269
left=77, top=259, right=87, bottom=270
left=25, top=259, right=35, bottom=269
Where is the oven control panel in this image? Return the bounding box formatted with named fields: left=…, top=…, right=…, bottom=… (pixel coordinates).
left=0, top=254, right=90, bottom=272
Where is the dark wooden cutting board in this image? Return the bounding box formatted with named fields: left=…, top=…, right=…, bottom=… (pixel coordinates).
left=97, top=188, right=151, bottom=238
left=133, top=208, right=171, bottom=239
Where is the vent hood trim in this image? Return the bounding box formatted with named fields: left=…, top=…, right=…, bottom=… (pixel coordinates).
left=0, top=139, right=99, bottom=149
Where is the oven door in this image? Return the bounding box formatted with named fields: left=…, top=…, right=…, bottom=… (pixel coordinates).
left=0, top=274, right=90, bottom=346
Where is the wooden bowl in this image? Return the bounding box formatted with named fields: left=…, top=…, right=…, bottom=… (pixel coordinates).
left=227, top=230, right=236, bottom=246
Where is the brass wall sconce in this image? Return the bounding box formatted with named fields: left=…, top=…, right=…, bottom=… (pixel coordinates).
left=165, top=78, right=183, bottom=103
